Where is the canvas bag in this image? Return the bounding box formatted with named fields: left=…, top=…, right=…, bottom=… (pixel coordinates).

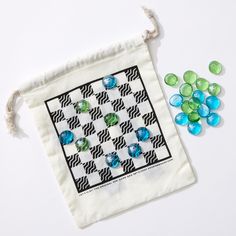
left=5, top=7, right=196, bottom=228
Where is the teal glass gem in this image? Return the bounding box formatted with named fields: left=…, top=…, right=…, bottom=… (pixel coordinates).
left=198, top=104, right=210, bottom=118
left=104, top=113, right=119, bottom=127
left=196, top=78, right=209, bottom=91
left=59, top=130, right=74, bottom=145
left=183, top=70, right=198, bottom=84
left=75, top=137, right=90, bottom=152
left=136, top=127, right=150, bottom=141
left=208, top=83, right=221, bottom=96
left=179, top=83, right=193, bottom=97
left=169, top=94, right=183, bottom=107
left=207, top=113, right=221, bottom=127
left=103, top=75, right=117, bottom=89
left=128, top=143, right=142, bottom=158
left=105, top=153, right=120, bottom=168
left=164, top=73, right=179, bottom=87
left=76, top=99, right=90, bottom=113
left=192, top=90, right=205, bottom=104
left=187, top=122, right=202, bottom=136
left=206, top=96, right=221, bottom=110
left=209, top=60, right=222, bottom=75
left=175, top=112, right=188, bottom=126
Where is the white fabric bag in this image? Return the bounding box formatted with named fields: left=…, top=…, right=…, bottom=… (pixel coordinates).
left=5, top=7, right=196, bottom=228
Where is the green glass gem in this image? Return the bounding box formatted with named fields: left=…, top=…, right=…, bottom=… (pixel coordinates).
left=196, top=78, right=209, bottom=91
left=188, top=98, right=200, bottom=110
left=188, top=112, right=200, bottom=122
left=181, top=100, right=194, bottom=114
left=76, top=99, right=90, bottom=113
left=179, top=83, right=193, bottom=97
left=104, top=113, right=119, bottom=127
left=208, top=83, right=221, bottom=96
left=209, top=60, right=222, bottom=75
left=183, top=70, right=198, bottom=84
left=75, top=137, right=90, bottom=152
left=164, top=73, right=179, bottom=87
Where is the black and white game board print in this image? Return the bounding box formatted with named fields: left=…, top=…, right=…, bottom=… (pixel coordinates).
left=45, top=66, right=172, bottom=194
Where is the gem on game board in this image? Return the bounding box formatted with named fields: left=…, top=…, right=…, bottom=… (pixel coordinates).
left=105, top=153, right=120, bottom=168
left=128, top=143, right=142, bottom=158
left=181, top=100, right=194, bottom=114
left=183, top=70, right=198, bottom=84
left=207, top=113, right=221, bottom=127
left=188, top=98, right=201, bottom=110
left=164, top=73, right=179, bottom=87
left=179, top=83, right=193, bottom=97
left=188, top=112, right=200, bottom=122
left=59, top=130, right=74, bottom=145
left=209, top=60, right=222, bottom=75
left=196, top=78, right=209, bottom=91
left=76, top=99, right=90, bottom=113
left=192, top=90, right=205, bottom=104
left=102, top=75, right=117, bottom=89
left=169, top=94, right=183, bottom=107
left=208, top=83, right=221, bottom=96
left=197, top=104, right=210, bottom=118
left=187, top=122, right=202, bottom=136
left=175, top=112, right=189, bottom=126
left=75, top=137, right=90, bottom=152
left=206, top=96, right=221, bottom=110
left=104, top=113, right=119, bottom=127
left=136, top=127, right=150, bottom=141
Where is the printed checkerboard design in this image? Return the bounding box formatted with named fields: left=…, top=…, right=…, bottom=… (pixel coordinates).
left=45, top=66, right=172, bottom=193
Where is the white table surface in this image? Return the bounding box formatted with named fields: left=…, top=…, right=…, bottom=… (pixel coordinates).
left=1, top=0, right=235, bottom=235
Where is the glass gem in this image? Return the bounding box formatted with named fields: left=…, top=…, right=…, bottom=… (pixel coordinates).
left=188, top=98, right=201, bottom=110
left=179, top=83, right=193, bottom=97
left=208, top=83, right=221, bottom=96
left=59, top=130, right=74, bottom=145
left=187, top=122, right=202, bottom=136
left=104, top=113, right=119, bottom=127
left=164, top=73, right=179, bottom=86
left=75, top=137, right=90, bottom=152
left=188, top=112, right=200, bottom=122
left=209, top=61, right=222, bottom=75
left=192, top=90, right=205, bottom=104
left=102, top=75, right=117, bottom=89
left=175, top=112, right=189, bottom=126
left=196, top=78, right=209, bottom=91
left=206, top=96, right=221, bottom=110
left=105, top=153, right=120, bottom=168
left=183, top=70, right=198, bottom=84
left=181, top=100, right=194, bottom=114
left=197, top=104, right=210, bottom=118
left=128, top=143, right=142, bottom=158
left=207, top=113, right=221, bottom=127
left=136, top=127, right=150, bottom=141
left=76, top=100, right=90, bottom=113
left=169, top=94, right=183, bottom=107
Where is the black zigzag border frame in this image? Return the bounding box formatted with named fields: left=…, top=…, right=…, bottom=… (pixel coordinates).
left=45, top=65, right=172, bottom=194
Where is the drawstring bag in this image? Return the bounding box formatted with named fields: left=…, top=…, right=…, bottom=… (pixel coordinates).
left=5, top=7, right=196, bottom=228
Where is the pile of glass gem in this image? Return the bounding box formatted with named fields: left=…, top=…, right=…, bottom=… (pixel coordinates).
left=164, top=61, right=223, bottom=136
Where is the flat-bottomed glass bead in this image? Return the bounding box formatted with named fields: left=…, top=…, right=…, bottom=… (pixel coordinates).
left=164, top=73, right=179, bottom=86
left=169, top=94, right=183, bottom=107
left=206, top=96, right=221, bottom=110
left=59, top=130, right=74, bottom=145
left=183, top=70, right=198, bottom=84
left=188, top=98, right=201, bottom=110
left=76, top=100, right=90, bottom=113
left=103, top=75, right=117, bottom=89
left=136, top=127, right=150, bottom=141
left=175, top=112, right=189, bottom=126
left=128, top=143, right=142, bottom=158
left=104, top=113, right=119, bottom=127
left=196, top=78, right=209, bottom=91
left=192, top=90, right=205, bottom=104
left=181, top=100, right=194, bottom=114
left=207, top=113, right=221, bottom=127
left=197, top=104, right=210, bottom=118
left=105, top=153, right=120, bottom=168
left=75, top=137, right=90, bottom=152
left=187, top=122, right=202, bottom=136
left=188, top=112, right=200, bottom=122
left=179, top=83, right=193, bottom=97
left=208, top=83, right=221, bottom=96
left=209, top=61, right=222, bottom=75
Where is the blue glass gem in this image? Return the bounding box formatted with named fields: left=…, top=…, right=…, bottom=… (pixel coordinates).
left=59, top=130, right=74, bottom=145
left=169, top=94, right=183, bottom=107
left=197, top=104, right=210, bottom=118
left=206, top=96, right=221, bottom=110
left=175, top=112, right=189, bottom=126
left=128, top=143, right=142, bottom=158
left=102, top=75, right=117, bottom=89
left=136, top=127, right=150, bottom=141
left=207, top=113, right=221, bottom=127
left=105, top=153, right=120, bottom=168
left=187, top=122, right=202, bottom=135
left=192, top=90, right=205, bottom=104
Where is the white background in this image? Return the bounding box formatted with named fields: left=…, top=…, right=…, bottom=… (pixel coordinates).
left=0, top=0, right=235, bottom=235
